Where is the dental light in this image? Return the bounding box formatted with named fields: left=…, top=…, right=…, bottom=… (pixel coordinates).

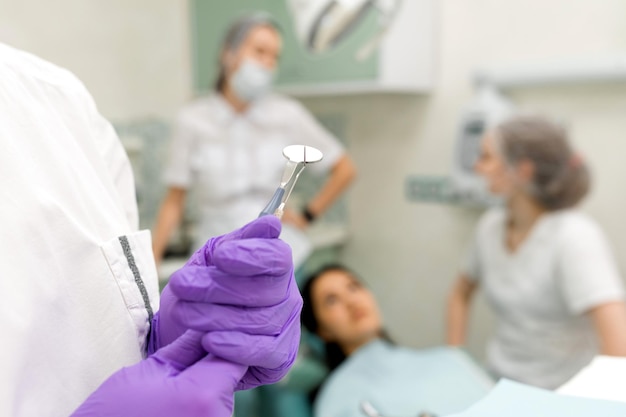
left=286, top=0, right=401, bottom=60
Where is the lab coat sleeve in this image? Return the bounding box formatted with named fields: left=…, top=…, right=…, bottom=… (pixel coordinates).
left=557, top=215, right=626, bottom=315
left=289, top=101, right=345, bottom=175
left=89, top=110, right=139, bottom=230
left=48, top=70, right=139, bottom=230
left=0, top=43, right=149, bottom=415
left=163, top=110, right=196, bottom=188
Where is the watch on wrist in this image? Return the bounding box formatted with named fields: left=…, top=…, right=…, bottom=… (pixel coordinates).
left=302, top=207, right=316, bottom=222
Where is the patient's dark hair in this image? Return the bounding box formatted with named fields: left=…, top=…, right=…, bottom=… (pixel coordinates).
left=301, top=263, right=392, bottom=372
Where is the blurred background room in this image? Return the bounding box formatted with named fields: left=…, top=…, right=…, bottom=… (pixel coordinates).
left=3, top=0, right=626, bottom=415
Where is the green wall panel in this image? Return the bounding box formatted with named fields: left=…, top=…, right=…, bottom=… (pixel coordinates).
left=191, top=0, right=380, bottom=93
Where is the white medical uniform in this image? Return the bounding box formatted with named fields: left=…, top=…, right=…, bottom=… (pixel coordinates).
left=0, top=44, right=159, bottom=416
left=164, top=93, right=345, bottom=263
left=463, top=207, right=625, bottom=389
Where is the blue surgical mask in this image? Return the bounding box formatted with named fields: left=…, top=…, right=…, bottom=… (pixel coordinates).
left=231, top=58, right=275, bottom=102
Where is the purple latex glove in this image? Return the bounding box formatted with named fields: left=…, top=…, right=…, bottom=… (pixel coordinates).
left=72, top=331, right=246, bottom=417
left=151, top=215, right=303, bottom=390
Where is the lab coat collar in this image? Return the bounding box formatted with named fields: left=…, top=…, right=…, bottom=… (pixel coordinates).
left=211, top=92, right=275, bottom=127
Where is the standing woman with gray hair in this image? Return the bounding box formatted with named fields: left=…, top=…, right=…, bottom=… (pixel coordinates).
left=446, top=115, right=626, bottom=389
left=152, top=13, right=356, bottom=266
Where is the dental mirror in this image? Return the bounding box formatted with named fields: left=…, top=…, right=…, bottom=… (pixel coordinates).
left=283, top=144, right=324, bottom=164
left=259, top=145, right=324, bottom=219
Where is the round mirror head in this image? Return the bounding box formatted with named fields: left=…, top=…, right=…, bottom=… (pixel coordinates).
left=282, top=145, right=323, bottom=164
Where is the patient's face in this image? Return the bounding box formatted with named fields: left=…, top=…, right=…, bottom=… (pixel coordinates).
left=311, top=269, right=383, bottom=353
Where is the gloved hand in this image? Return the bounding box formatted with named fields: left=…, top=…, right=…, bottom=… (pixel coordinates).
left=72, top=331, right=246, bottom=417
left=151, top=215, right=303, bottom=390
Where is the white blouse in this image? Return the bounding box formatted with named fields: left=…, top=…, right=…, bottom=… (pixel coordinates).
left=463, top=207, right=625, bottom=389
left=164, top=93, right=345, bottom=253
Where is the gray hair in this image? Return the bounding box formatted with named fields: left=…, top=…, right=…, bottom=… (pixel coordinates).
left=494, top=115, right=590, bottom=210
left=214, top=12, right=281, bottom=92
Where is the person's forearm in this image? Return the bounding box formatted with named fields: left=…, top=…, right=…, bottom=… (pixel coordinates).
left=591, top=301, right=626, bottom=356
left=601, top=340, right=626, bottom=356
left=446, top=292, right=470, bottom=346
left=152, top=190, right=186, bottom=265
left=446, top=277, right=476, bottom=346
left=306, top=155, right=356, bottom=217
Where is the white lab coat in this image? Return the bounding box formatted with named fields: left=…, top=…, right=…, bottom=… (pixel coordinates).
left=0, top=43, right=160, bottom=416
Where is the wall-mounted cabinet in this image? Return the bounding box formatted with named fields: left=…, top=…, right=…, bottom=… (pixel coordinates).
left=191, top=0, right=435, bottom=96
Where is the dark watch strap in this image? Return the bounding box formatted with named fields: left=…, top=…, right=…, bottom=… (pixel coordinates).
left=302, top=207, right=316, bottom=222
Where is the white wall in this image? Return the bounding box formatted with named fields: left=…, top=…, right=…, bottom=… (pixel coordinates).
left=301, top=0, right=626, bottom=360
left=0, top=0, right=193, bottom=120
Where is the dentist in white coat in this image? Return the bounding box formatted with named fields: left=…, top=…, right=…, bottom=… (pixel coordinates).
left=0, top=42, right=302, bottom=417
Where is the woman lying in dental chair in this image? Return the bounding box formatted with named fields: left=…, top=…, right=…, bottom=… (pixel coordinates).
left=301, top=265, right=493, bottom=417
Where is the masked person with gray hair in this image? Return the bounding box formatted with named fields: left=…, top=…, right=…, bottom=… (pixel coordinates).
left=152, top=13, right=356, bottom=268
left=446, top=115, right=626, bottom=389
